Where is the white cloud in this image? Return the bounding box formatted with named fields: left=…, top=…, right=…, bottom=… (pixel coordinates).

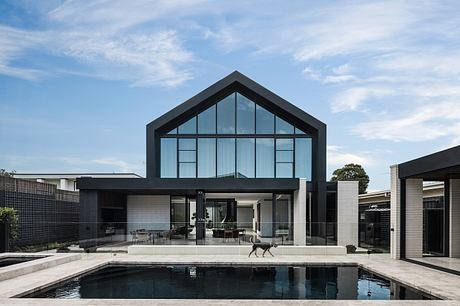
left=332, top=63, right=351, bottom=75
left=331, top=87, right=394, bottom=113
left=323, top=74, right=357, bottom=84
left=352, top=101, right=460, bottom=143
left=0, top=25, right=48, bottom=80
left=302, top=67, right=321, bottom=81
left=0, top=1, right=202, bottom=86
left=327, top=145, right=372, bottom=167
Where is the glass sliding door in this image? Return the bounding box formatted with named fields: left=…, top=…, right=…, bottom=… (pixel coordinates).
left=170, top=196, right=196, bottom=241
left=423, top=196, right=445, bottom=256
left=274, top=194, right=293, bottom=244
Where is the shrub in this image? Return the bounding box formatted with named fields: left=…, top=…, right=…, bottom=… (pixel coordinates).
left=0, top=207, right=19, bottom=247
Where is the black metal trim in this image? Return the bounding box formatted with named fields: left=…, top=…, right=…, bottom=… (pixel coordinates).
left=400, top=179, right=406, bottom=259
left=444, top=179, right=450, bottom=257
left=398, top=145, right=460, bottom=179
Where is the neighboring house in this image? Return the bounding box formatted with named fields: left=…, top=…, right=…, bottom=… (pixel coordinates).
left=358, top=182, right=444, bottom=253
left=13, top=173, right=142, bottom=191
left=77, top=71, right=359, bottom=247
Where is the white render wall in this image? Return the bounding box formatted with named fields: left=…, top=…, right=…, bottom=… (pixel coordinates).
left=450, top=179, right=460, bottom=258
left=405, top=178, right=423, bottom=258
left=390, top=165, right=401, bottom=259
left=293, top=179, right=307, bottom=246
left=127, top=195, right=170, bottom=238
left=337, top=181, right=358, bottom=247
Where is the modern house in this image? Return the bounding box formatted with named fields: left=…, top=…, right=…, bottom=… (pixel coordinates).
left=390, top=145, right=460, bottom=264
left=13, top=173, right=142, bottom=191
left=358, top=182, right=444, bottom=253
left=77, top=71, right=358, bottom=247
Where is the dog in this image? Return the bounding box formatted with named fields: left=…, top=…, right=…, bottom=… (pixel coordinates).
left=248, top=237, right=278, bottom=257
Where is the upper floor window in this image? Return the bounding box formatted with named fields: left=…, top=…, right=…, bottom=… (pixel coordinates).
left=160, top=92, right=312, bottom=179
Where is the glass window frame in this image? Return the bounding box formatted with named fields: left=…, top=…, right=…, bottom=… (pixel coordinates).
left=160, top=91, right=313, bottom=180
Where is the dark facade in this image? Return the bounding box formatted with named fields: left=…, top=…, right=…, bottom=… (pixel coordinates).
left=77, top=71, right=329, bottom=245
left=0, top=176, right=79, bottom=248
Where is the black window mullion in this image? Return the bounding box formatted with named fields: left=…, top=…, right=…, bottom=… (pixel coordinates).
left=176, top=138, right=179, bottom=178
left=274, top=137, right=277, bottom=178
left=195, top=138, right=197, bottom=177
left=234, top=93, right=237, bottom=177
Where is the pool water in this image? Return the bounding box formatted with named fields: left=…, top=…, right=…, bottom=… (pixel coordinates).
left=28, top=265, right=434, bottom=300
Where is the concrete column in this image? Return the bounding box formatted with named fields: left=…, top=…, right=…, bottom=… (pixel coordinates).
left=450, top=179, right=460, bottom=257
left=293, top=179, right=307, bottom=246
left=390, top=165, right=401, bottom=259
left=405, top=178, right=423, bottom=258
left=337, top=181, right=359, bottom=247
left=59, top=178, right=68, bottom=190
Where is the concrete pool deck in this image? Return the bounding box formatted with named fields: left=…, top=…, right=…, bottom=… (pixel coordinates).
left=0, top=253, right=459, bottom=304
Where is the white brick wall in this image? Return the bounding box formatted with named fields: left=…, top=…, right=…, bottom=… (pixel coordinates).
left=450, top=179, right=460, bottom=258
left=127, top=195, right=170, bottom=238
left=293, top=179, right=307, bottom=246
left=405, top=178, right=423, bottom=258
left=390, top=165, right=401, bottom=259
left=337, top=181, right=358, bottom=247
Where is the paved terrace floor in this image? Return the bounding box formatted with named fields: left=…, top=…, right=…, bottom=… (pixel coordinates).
left=409, top=257, right=460, bottom=274
left=0, top=253, right=459, bottom=305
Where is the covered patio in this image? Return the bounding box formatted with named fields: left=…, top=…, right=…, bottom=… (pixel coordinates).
left=390, top=145, right=460, bottom=273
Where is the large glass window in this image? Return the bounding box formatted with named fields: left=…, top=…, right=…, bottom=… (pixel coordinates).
left=256, top=105, right=274, bottom=134
left=178, top=117, right=196, bottom=134
left=161, top=138, right=177, bottom=178
left=237, top=138, right=255, bottom=178
left=217, top=94, right=235, bottom=134
left=295, top=138, right=312, bottom=180
left=276, top=138, right=293, bottom=178
left=276, top=116, right=294, bottom=134
left=160, top=91, right=313, bottom=180
left=237, top=93, right=255, bottom=134
left=217, top=138, right=235, bottom=177
left=179, top=138, right=196, bottom=178
left=198, top=105, right=216, bottom=134
left=256, top=138, right=274, bottom=177
left=198, top=138, right=216, bottom=178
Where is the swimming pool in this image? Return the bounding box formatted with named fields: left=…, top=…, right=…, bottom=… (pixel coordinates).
left=27, top=264, right=434, bottom=300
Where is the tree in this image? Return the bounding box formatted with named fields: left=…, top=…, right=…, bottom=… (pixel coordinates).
left=0, top=207, right=19, bottom=248
left=0, top=169, right=16, bottom=177
left=331, top=163, right=369, bottom=194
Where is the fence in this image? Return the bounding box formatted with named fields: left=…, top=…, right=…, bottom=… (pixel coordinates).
left=0, top=176, right=79, bottom=249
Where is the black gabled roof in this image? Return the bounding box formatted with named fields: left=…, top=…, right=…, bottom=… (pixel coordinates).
left=399, top=145, right=460, bottom=180
left=147, top=71, right=326, bottom=134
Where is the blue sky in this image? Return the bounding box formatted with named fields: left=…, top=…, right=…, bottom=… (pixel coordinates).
left=1, top=0, right=460, bottom=191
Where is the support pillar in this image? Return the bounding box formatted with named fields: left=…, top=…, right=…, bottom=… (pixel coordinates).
left=337, top=181, right=358, bottom=247
left=195, top=190, right=205, bottom=243
left=405, top=178, right=423, bottom=258
left=450, top=179, right=460, bottom=257
left=390, top=165, right=401, bottom=259
left=79, top=190, right=100, bottom=247
left=293, top=179, right=307, bottom=246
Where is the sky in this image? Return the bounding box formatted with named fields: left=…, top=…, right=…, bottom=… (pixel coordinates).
left=1, top=0, right=460, bottom=191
